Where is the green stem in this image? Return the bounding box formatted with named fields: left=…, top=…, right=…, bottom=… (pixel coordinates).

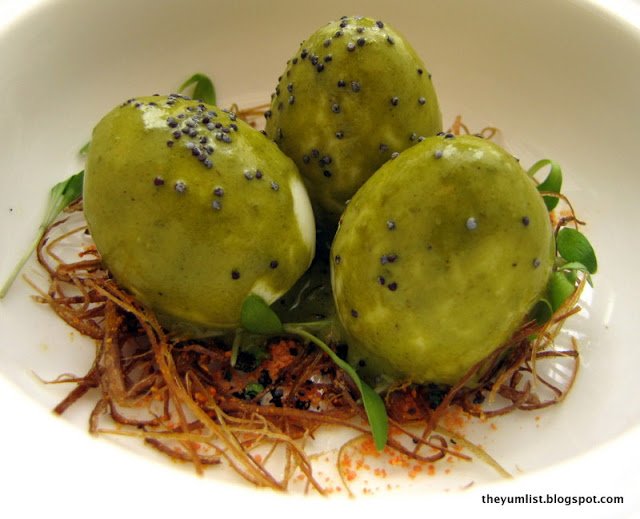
left=0, top=228, right=44, bottom=298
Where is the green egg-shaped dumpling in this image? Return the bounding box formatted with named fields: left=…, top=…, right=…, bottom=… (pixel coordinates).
left=331, top=134, right=554, bottom=385
left=265, top=16, right=442, bottom=226
left=84, top=95, right=315, bottom=335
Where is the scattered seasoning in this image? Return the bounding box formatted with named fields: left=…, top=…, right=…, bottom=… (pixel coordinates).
left=434, top=150, right=443, bottom=159
left=347, top=42, right=356, bottom=52
left=391, top=152, right=399, bottom=159
left=357, top=37, right=366, bottom=46
left=351, top=309, right=359, bottom=318
left=386, top=35, right=395, bottom=45
left=533, top=258, right=541, bottom=268
left=323, top=38, right=332, bottom=47
left=153, top=176, right=165, bottom=186
left=271, top=181, right=280, bottom=191
left=466, top=217, right=478, bottom=230
left=377, top=276, right=386, bottom=285
left=388, top=282, right=398, bottom=291
left=213, top=186, right=224, bottom=197
left=390, top=96, right=399, bottom=106
left=255, top=170, right=263, bottom=179
left=351, top=81, right=361, bottom=92
left=337, top=79, right=346, bottom=88
left=418, top=97, right=426, bottom=105
left=335, top=130, right=344, bottom=139
left=270, top=260, right=279, bottom=269
left=380, top=254, right=398, bottom=264
left=376, top=20, right=384, bottom=28
left=522, top=216, right=530, bottom=226
left=231, top=270, right=240, bottom=280
left=386, top=220, right=396, bottom=230
left=323, top=170, right=332, bottom=177
left=334, top=255, right=342, bottom=265
left=331, top=103, right=341, bottom=113
left=212, top=200, right=222, bottom=211
left=174, top=181, right=186, bottom=193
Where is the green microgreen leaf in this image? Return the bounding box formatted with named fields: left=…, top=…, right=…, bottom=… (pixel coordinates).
left=243, top=382, right=265, bottom=399
left=240, top=294, right=284, bottom=335
left=556, top=228, right=598, bottom=274
left=528, top=159, right=562, bottom=211
left=79, top=141, right=91, bottom=156
left=284, top=324, right=389, bottom=451
left=548, top=272, right=576, bottom=311
left=557, top=260, right=594, bottom=286
left=178, top=73, right=216, bottom=106
left=530, top=299, right=553, bottom=325
left=0, top=170, right=84, bottom=298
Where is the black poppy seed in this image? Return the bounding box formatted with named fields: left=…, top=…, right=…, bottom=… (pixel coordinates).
left=310, top=55, right=319, bottom=65
left=177, top=113, right=185, bottom=119
left=153, top=176, right=165, bottom=186
left=255, top=170, right=263, bottom=179
left=334, top=255, right=341, bottom=265
left=434, top=149, right=443, bottom=159
left=357, top=37, right=366, bottom=46
left=301, top=49, right=308, bottom=59
left=321, top=155, right=332, bottom=165
left=222, top=134, right=232, bottom=143
left=316, top=63, right=325, bottom=73
left=230, top=123, right=238, bottom=132
left=351, top=309, right=359, bottom=318
left=270, top=260, right=279, bottom=269
left=303, top=155, right=310, bottom=164
left=208, top=110, right=217, bottom=117
left=199, top=137, right=208, bottom=144
left=214, top=122, right=222, bottom=129
left=391, top=152, right=399, bottom=159
left=340, top=20, right=348, bottom=28
left=356, top=26, right=364, bottom=33
left=206, top=123, right=215, bottom=131
left=264, top=110, right=272, bottom=120
left=244, top=170, right=254, bottom=180
left=198, top=154, right=206, bottom=162
left=410, top=132, right=418, bottom=141
left=522, top=216, right=530, bottom=226
left=192, top=147, right=201, bottom=157
left=377, top=276, right=386, bottom=285
left=172, top=131, right=181, bottom=140
left=287, top=83, right=293, bottom=93
left=347, top=42, right=356, bottom=52
left=174, top=181, right=186, bottom=193
left=533, top=258, right=541, bottom=268
left=417, top=136, right=426, bottom=142
left=331, top=103, right=341, bottom=113
left=335, top=30, right=343, bottom=37
left=386, top=35, right=395, bottom=45
left=186, top=142, right=195, bottom=149
left=212, top=200, right=222, bottom=211
left=203, top=159, right=213, bottom=169
left=292, top=57, right=298, bottom=64
left=391, top=96, right=399, bottom=106
left=202, top=116, right=210, bottom=124
left=379, top=143, right=388, bottom=152
left=337, top=79, right=346, bottom=88
left=418, top=97, right=426, bottom=105
left=181, top=127, right=190, bottom=135
left=376, top=20, right=384, bottom=28
left=351, top=81, right=361, bottom=92
left=231, top=270, right=240, bottom=280
left=444, top=133, right=455, bottom=139
left=228, top=113, right=237, bottom=122
left=148, top=102, right=157, bottom=107
left=387, top=220, right=396, bottom=230
left=166, top=140, right=174, bottom=147
left=335, top=130, right=344, bottom=139
left=324, top=38, right=332, bottom=47
left=388, top=282, right=398, bottom=291
left=380, top=254, right=398, bottom=265
left=189, top=129, right=198, bottom=138
left=185, top=120, right=195, bottom=128
left=271, top=181, right=280, bottom=191
left=221, top=127, right=230, bottom=134
left=311, top=149, right=320, bottom=158
left=323, top=170, right=332, bottom=177
left=417, top=68, right=424, bottom=75
left=324, top=55, right=333, bottom=62
left=167, top=117, right=178, bottom=128
left=289, top=95, right=296, bottom=105
left=214, top=186, right=224, bottom=197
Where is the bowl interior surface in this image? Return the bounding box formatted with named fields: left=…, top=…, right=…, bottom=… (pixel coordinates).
left=1, top=0, right=639, bottom=501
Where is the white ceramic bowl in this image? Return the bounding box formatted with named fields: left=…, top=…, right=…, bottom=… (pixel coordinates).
left=1, top=0, right=639, bottom=517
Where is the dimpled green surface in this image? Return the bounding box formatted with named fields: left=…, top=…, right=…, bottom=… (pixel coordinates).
left=84, top=96, right=315, bottom=335
left=265, top=16, right=442, bottom=225
left=331, top=135, right=555, bottom=385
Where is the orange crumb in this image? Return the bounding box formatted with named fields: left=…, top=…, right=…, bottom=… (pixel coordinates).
left=374, top=467, right=388, bottom=478
left=490, top=423, right=498, bottom=430
left=409, top=464, right=423, bottom=479
left=253, top=454, right=263, bottom=464
left=427, top=464, right=436, bottom=476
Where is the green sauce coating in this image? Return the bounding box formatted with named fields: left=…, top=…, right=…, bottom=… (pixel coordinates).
left=84, top=95, right=315, bottom=335
left=265, top=16, right=442, bottom=226
left=331, top=135, right=554, bottom=385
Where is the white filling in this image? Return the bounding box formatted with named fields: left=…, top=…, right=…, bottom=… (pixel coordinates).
left=141, top=105, right=167, bottom=130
